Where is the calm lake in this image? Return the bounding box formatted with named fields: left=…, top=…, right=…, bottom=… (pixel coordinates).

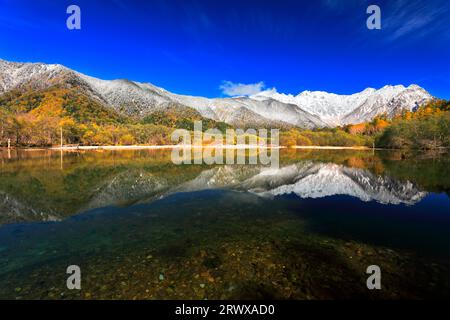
left=0, top=148, right=449, bottom=299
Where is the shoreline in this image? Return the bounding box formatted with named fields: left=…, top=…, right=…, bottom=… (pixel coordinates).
left=6, top=145, right=448, bottom=152
left=0, top=145, right=378, bottom=151
left=49, top=145, right=286, bottom=151
left=293, top=146, right=374, bottom=150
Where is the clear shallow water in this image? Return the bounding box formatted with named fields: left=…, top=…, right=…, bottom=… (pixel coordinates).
left=0, top=149, right=449, bottom=299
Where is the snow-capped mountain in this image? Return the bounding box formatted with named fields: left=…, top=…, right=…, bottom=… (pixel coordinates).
left=0, top=59, right=74, bottom=93
left=251, top=85, right=433, bottom=126
left=0, top=58, right=434, bottom=128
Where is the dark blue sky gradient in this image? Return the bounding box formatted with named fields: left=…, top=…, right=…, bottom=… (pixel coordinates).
left=0, top=0, right=449, bottom=98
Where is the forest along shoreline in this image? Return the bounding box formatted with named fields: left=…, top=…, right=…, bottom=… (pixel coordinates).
left=1, top=146, right=449, bottom=151
left=1, top=145, right=389, bottom=151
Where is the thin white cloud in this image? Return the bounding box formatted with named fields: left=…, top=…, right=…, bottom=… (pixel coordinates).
left=220, top=81, right=265, bottom=97
left=384, top=0, right=450, bottom=41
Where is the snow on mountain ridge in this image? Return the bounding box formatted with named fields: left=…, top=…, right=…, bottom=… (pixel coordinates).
left=0, top=59, right=70, bottom=93
left=251, top=84, right=432, bottom=126
left=0, top=59, right=434, bottom=127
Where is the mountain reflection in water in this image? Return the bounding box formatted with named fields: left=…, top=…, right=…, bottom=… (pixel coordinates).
left=0, top=149, right=449, bottom=299
left=0, top=149, right=441, bottom=224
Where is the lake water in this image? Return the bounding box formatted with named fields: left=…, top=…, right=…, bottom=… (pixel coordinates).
left=0, top=148, right=449, bottom=299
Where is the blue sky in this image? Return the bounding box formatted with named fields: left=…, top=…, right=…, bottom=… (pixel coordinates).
left=0, top=0, right=449, bottom=98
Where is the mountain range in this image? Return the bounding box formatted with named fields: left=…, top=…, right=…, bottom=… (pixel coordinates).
left=0, top=59, right=434, bottom=128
